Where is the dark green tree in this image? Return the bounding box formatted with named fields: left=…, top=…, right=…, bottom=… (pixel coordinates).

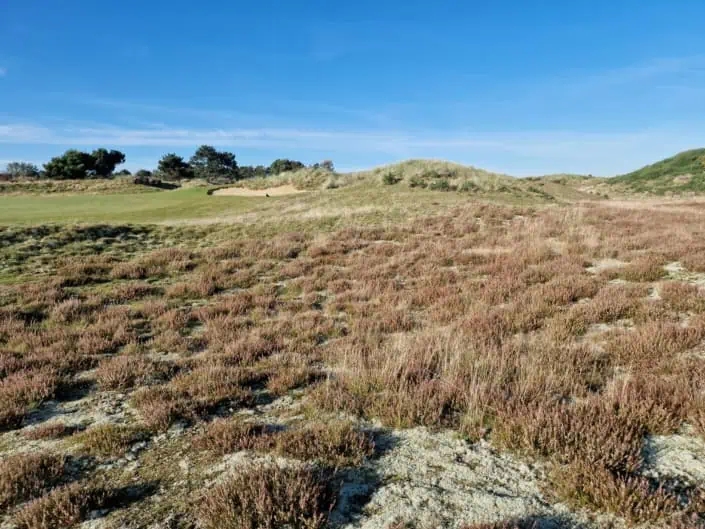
left=43, top=150, right=96, bottom=180
left=268, top=159, right=305, bottom=175
left=157, top=153, right=193, bottom=180
left=91, top=149, right=126, bottom=177
left=189, top=145, right=238, bottom=181
left=6, top=162, right=40, bottom=178
left=238, top=164, right=269, bottom=179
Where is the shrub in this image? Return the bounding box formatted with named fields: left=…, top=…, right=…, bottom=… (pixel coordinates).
left=382, top=172, right=401, bottom=185
left=194, top=420, right=274, bottom=455
left=131, top=366, right=256, bottom=431
left=275, top=422, right=375, bottom=467
left=73, top=424, right=146, bottom=457
left=428, top=178, right=453, bottom=191
left=0, top=368, right=62, bottom=430
left=194, top=464, right=335, bottom=529
left=550, top=461, right=679, bottom=524
left=23, top=422, right=77, bottom=440
left=0, top=453, right=65, bottom=509
left=95, top=355, right=174, bottom=391
left=408, top=175, right=427, bottom=188
left=458, top=180, right=479, bottom=192
left=13, top=481, right=112, bottom=529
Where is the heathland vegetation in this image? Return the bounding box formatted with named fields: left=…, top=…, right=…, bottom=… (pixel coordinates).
left=1, top=148, right=705, bottom=529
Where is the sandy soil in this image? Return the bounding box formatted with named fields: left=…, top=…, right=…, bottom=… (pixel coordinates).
left=212, top=185, right=306, bottom=197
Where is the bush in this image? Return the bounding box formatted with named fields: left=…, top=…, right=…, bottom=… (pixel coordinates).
left=408, top=175, right=427, bottom=188
left=73, top=424, right=147, bottom=456
left=382, top=172, right=401, bottom=185
left=459, top=180, right=479, bottom=192
left=0, top=453, right=65, bottom=509
left=6, top=162, right=40, bottom=179
left=194, top=464, right=335, bottom=529
left=13, top=481, right=113, bottom=529
left=157, top=153, right=193, bottom=180
left=428, top=178, right=453, bottom=191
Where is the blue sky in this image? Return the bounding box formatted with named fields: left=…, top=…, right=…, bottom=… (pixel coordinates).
left=1, top=0, right=705, bottom=176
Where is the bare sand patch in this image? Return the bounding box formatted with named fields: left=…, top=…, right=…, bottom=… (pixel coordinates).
left=212, top=185, right=306, bottom=197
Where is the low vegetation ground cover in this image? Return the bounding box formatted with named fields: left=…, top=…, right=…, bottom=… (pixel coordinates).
left=1, top=182, right=705, bottom=528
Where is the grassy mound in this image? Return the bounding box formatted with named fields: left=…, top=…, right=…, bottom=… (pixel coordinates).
left=611, top=148, right=705, bottom=194
left=351, top=159, right=514, bottom=192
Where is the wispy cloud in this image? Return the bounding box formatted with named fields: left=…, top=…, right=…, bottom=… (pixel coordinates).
left=0, top=67, right=7, bottom=77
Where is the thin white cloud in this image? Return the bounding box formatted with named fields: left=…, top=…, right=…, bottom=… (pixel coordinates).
left=0, top=67, right=7, bottom=77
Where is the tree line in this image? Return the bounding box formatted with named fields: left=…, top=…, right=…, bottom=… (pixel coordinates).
left=3, top=146, right=334, bottom=182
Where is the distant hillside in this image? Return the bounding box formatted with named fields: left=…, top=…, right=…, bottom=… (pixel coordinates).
left=610, top=148, right=705, bottom=194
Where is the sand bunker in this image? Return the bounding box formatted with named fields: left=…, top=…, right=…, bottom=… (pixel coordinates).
left=212, top=185, right=306, bottom=197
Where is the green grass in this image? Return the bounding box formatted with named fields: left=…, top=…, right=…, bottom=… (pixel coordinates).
left=0, top=188, right=266, bottom=224
left=611, top=148, right=705, bottom=193
left=0, top=182, right=553, bottom=227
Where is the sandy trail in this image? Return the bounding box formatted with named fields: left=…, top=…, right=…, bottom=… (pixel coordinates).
left=212, top=184, right=306, bottom=197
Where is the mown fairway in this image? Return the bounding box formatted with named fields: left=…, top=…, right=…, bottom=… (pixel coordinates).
left=0, top=188, right=260, bottom=224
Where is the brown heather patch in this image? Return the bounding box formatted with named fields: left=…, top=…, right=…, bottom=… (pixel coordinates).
left=149, top=329, right=200, bottom=355
left=22, top=422, right=78, bottom=440
left=660, top=281, right=705, bottom=313
left=0, top=368, right=62, bottom=430
left=549, top=461, right=680, bottom=525
left=95, top=355, right=175, bottom=390
left=50, top=298, right=98, bottom=323
left=275, top=421, right=375, bottom=467
left=194, top=420, right=275, bottom=454
left=0, top=452, right=65, bottom=509
left=266, top=365, right=322, bottom=396
left=57, top=260, right=112, bottom=287
left=682, top=252, right=705, bottom=273
left=105, top=281, right=160, bottom=303
left=196, top=419, right=374, bottom=467
left=13, top=481, right=116, bottom=529
left=109, top=260, right=149, bottom=280
left=193, top=464, right=334, bottom=529
left=616, top=254, right=669, bottom=282
left=131, top=365, right=257, bottom=431
left=492, top=401, right=646, bottom=475
left=73, top=423, right=147, bottom=457
left=130, top=386, right=190, bottom=432
left=460, top=520, right=539, bottom=529
left=205, top=326, right=284, bottom=365
left=605, top=321, right=705, bottom=369
left=166, top=276, right=218, bottom=298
